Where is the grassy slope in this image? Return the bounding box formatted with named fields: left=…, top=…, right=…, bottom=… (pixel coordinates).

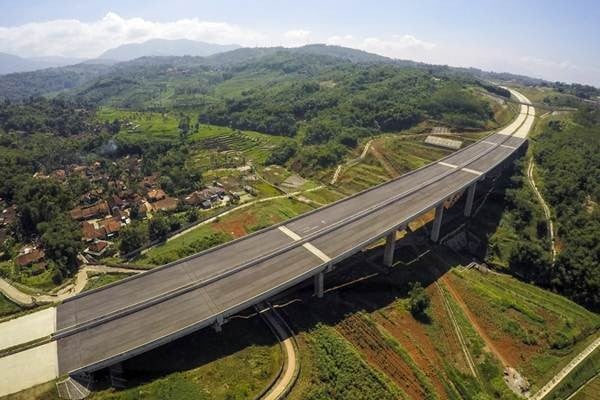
left=83, top=273, right=134, bottom=292
left=447, top=268, right=599, bottom=388
left=280, top=239, right=598, bottom=400
left=136, top=197, right=315, bottom=265
left=0, top=293, right=21, bottom=317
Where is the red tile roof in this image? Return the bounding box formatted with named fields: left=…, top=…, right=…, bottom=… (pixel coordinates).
left=15, top=248, right=45, bottom=267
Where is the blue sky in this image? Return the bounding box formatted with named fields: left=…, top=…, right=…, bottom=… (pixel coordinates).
left=0, top=0, right=598, bottom=85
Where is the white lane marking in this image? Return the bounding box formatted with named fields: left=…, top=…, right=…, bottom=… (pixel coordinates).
left=278, top=226, right=302, bottom=241
left=462, top=168, right=483, bottom=176
left=303, top=243, right=331, bottom=262
left=438, top=162, right=482, bottom=176
left=500, top=144, right=517, bottom=149
left=278, top=226, right=331, bottom=262
left=481, top=140, right=499, bottom=146
left=439, top=161, right=457, bottom=169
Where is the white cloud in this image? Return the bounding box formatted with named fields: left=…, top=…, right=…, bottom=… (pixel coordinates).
left=0, top=12, right=266, bottom=58
left=0, top=14, right=434, bottom=60
left=283, top=29, right=312, bottom=46
left=1, top=13, right=596, bottom=85
left=326, top=34, right=435, bottom=59
left=512, top=56, right=600, bottom=85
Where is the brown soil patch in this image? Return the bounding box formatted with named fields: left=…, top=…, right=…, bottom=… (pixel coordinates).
left=443, top=273, right=523, bottom=367
left=375, top=291, right=451, bottom=399
left=213, top=211, right=257, bottom=238
left=335, top=313, right=427, bottom=399
left=371, top=141, right=399, bottom=177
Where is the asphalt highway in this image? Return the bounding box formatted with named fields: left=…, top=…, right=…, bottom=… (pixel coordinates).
left=55, top=89, right=535, bottom=375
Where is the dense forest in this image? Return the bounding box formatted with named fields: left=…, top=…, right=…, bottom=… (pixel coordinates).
left=0, top=97, right=96, bottom=135
left=495, top=106, right=600, bottom=311
left=532, top=107, right=600, bottom=310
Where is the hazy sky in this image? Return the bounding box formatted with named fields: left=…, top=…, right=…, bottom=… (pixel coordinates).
left=1, top=0, right=599, bottom=86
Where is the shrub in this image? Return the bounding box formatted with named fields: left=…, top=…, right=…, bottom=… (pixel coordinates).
left=407, top=282, right=430, bottom=317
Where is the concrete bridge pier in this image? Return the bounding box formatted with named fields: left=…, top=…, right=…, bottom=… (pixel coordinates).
left=314, top=272, right=324, bottom=298
left=464, top=183, right=477, bottom=217
left=213, top=314, right=224, bottom=332
left=383, top=232, right=396, bottom=267
left=109, top=363, right=127, bottom=389
left=431, top=204, right=445, bottom=243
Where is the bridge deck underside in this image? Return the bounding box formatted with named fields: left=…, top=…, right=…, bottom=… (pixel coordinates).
left=57, top=102, right=533, bottom=375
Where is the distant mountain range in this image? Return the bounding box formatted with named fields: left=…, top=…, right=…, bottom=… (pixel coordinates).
left=96, top=38, right=241, bottom=62
left=0, top=42, right=596, bottom=102
left=0, top=39, right=241, bottom=75
left=0, top=53, right=86, bottom=75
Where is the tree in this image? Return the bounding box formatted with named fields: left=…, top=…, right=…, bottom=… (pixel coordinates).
left=178, top=115, right=190, bottom=141
left=149, top=214, right=170, bottom=241
left=38, top=216, right=83, bottom=275
left=407, top=282, right=430, bottom=317
left=509, top=241, right=551, bottom=283
left=119, top=222, right=148, bottom=254
left=15, top=178, right=72, bottom=235
left=186, top=208, right=199, bottom=223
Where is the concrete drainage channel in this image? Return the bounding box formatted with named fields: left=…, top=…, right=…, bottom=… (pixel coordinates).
left=255, top=302, right=300, bottom=400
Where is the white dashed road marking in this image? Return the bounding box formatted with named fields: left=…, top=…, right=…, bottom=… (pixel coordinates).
left=278, top=226, right=331, bottom=262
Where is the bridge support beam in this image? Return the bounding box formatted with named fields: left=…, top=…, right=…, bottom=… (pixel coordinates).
left=314, top=272, right=324, bottom=298
left=431, top=204, right=444, bottom=243
left=213, top=314, right=224, bottom=332
left=383, top=232, right=396, bottom=267
left=464, top=183, right=477, bottom=217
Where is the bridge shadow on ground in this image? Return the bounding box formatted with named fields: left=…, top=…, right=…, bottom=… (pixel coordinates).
left=272, top=234, right=453, bottom=335
left=91, top=313, right=278, bottom=392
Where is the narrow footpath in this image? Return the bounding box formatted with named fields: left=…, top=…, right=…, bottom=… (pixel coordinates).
left=0, top=265, right=142, bottom=307
left=165, top=185, right=324, bottom=243
left=531, top=336, right=600, bottom=400
left=527, top=158, right=557, bottom=263
left=330, top=139, right=372, bottom=184
left=258, top=304, right=298, bottom=400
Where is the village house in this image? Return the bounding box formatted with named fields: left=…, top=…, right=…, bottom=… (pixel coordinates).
left=70, top=201, right=111, bottom=221
left=152, top=196, right=179, bottom=212
left=0, top=205, right=17, bottom=226
left=184, top=186, right=226, bottom=209
left=141, top=174, right=159, bottom=189
left=15, top=246, right=45, bottom=268
left=84, top=240, right=113, bottom=258
left=81, top=216, right=124, bottom=241
left=147, top=188, right=167, bottom=202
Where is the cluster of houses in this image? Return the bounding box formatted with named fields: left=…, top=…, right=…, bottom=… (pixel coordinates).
left=0, top=158, right=259, bottom=269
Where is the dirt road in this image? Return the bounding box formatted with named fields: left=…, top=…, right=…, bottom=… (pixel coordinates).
left=0, top=265, right=141, bottom=307
left=531, top=336, right=600, bottom=400
left=259, top=304, right=298, bottom=400
left=527, top=158, right=557, bottom=263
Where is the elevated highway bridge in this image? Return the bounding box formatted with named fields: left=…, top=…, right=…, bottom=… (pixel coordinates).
left=53, top=89, right=536, bottom=377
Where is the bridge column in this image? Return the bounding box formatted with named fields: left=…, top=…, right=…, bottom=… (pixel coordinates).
left=213, top=314, right=224, bottom=332
left=464, top=183, right=477, bottom=217
left=431, top=204, right=444, bottom=243
left=314, top=272, right=324, bottom=298
left=110, top=363, right=127, bottom=389
left=383, top=232, right=396, bottom=267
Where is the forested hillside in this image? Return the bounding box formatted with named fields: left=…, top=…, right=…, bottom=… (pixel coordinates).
left=532, top=106, right=600, bottom=310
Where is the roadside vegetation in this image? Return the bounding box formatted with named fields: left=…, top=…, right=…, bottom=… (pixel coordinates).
left=82, top=273, right=133, bottom=292
left=0, top=293, right=21, bottom=317
left=544, top=349, right=600, bottom=400
left=481, top=105, right=600, bottom=312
